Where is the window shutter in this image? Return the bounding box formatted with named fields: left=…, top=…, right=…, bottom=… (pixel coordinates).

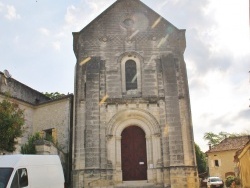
left=39, top=131, right=45, bottom=138
left=52, top=128, right=57, bottom=143
left=219, top=159, right=221, bottom=167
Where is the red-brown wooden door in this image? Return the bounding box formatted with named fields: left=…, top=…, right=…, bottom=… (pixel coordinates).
left=121, top=126, right=147, bottom=181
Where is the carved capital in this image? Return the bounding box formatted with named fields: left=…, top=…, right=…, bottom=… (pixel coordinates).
left=106, top=134, right=113, bottom=141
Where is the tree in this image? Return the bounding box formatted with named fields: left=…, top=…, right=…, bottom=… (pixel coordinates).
left=195, top=143, right=207, bottom=174
left=203, top=132, right=221, bottom=146
left=203, top=132, right=243, bottom=147
left=43, top=92, right=65, bottom=100
left=0, top=99, right=25, bottom=152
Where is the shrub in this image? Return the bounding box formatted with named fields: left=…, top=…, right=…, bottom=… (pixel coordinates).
left=225, top=175, right=240, bottom=187
left=21, top=133, right=41, bottom=154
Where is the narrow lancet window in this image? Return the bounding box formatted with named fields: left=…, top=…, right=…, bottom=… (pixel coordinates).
left=125, top=60, right=137, bottom=90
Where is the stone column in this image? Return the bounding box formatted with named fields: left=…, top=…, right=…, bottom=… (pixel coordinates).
left=115, top=136, right=122, bottom=183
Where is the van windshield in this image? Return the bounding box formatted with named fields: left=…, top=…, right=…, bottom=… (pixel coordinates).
left=211, top=177, right=222, bottom=182
left=0, top=168, right=13, bottom=188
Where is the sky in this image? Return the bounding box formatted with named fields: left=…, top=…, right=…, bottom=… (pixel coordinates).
left=0, top=0, right=249, bottom=152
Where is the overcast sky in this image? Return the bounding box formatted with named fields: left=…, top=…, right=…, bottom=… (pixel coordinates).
left=0, top=0, right=249, bottom=151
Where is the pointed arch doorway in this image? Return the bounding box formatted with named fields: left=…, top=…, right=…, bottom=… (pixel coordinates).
left=121, top=126, right=147, bottom=181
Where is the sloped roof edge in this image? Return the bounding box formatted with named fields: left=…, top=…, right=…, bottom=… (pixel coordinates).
left=73, top=0, right=184, bottom=57
left=76, top=0, right=180, bottom=34
left=206, top=135, right=250, bottom=153
left=0, top=71, right=49, bottom=100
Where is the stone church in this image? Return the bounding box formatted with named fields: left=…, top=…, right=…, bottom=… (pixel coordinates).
left=0, top=0, right=198, bottom=187
left=72, top=0, right=198, bottom=187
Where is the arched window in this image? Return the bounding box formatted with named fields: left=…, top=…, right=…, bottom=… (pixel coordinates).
left=125, top=60, right=137, bottom=90
left=120, top=53, right=142, bottom=95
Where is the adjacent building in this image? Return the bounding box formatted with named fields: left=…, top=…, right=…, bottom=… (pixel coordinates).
left=0, top=71, right=73, bottom=185
left=206, top=136, right=250, bottom=181
left=234, top=137, right=250, bottom=188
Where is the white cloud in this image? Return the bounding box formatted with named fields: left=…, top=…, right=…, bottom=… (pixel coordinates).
left=85, top=0, right=114, bottom=12
left=64, top=1, right=115, bottom=31
left=64, top=4, right=89, bottom=31
left=5, top=5, right=20, bottom=20
left=0, top=2, right=4, bottom=12
left=52, top=41, right=61, bottom=51
left=0, top=0, right=248, bottom=152
left=65, top=5, right=77, bottom=24
left=39, top=28, right=50, bottom=36
left=206, top=0, right=249, bottom=56
left=55, top=32, right=66, bottom=38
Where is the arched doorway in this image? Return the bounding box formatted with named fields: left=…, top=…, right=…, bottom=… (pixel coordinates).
left=121, top=126, right=147, bottom=181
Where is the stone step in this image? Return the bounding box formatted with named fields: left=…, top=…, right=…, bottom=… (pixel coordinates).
left=115, top=181, right=163, bottom=188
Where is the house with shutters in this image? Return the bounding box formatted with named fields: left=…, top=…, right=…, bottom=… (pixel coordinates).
left=72, top=0, right=198, bottom=187
left=206, top=136, right=250, bottom=181
left=0, top=71, right=73, bottom=185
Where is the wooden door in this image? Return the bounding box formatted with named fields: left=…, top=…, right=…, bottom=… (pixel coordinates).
left=121, top=126, right=147, bottom=181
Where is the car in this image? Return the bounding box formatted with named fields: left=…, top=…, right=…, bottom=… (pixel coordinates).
left=207, top=176, right=224, bottom=188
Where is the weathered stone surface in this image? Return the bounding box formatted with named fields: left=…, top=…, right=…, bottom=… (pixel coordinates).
left=72, top=0, right=198, bottom=187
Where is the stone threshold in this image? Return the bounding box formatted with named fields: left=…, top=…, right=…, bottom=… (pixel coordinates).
left=115, top=180, right=161, bottom=188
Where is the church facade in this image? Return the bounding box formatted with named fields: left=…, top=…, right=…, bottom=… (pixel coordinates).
left=72, top=0, right=198, bottom=187
left=0, top=0, right=198, bottom=187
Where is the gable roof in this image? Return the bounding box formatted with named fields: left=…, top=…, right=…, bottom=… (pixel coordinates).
left=79, top=0, right=179, bottom=33
left=235, top=139, right=250, bottom=157
left=206, top=136, right=250, bottom=153
left=73, top=0, right=185, bottom=57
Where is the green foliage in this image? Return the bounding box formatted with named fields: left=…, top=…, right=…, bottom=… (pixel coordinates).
left=44, top=134, right=54, bottom=143
left=21, top=132, right=58, bottom=154
left=203, top=132, right=245, bottom=147
left=43, top=92, right=65, bottom=99
left=203, top=132, right=221, bottom=146
left=225, top=175, right=240, bottom=187
left=0, top=99, right=25, bottom=152
left=21, top=133, right=41, bottom=154
left=195, top=143, right=207, bottom=174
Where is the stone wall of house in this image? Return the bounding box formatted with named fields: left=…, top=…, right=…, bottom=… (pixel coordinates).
left=237, top=143, right=250, bottom=188
left=0, top=93, right=73, bottom=185
left=0, top=72, right=50, bottom=104
left=34, top=96, right=73, bottom=185
left=0, top=92, right=73, bottom=155
left=33, top=97, right=73, bottom=154
left=207, top=150, right=237, bottom=179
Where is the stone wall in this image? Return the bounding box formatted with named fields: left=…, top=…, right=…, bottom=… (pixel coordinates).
left=207, top=150, right=237, bottom=180
left=72, top=0, right=198, bottom=187
left=0, top=72, right=50, bottom=104
left=0, top=92, right=73, bottom=185
left=33, top=96, right=73, bottom=154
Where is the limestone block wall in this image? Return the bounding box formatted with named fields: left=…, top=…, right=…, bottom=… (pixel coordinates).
left=72, top=0, right=198, bottom=187
left=33, top=96, right=73, bottom=153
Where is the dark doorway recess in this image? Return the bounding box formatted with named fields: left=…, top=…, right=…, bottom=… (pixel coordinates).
left=121, top=125, right=147, bottom=181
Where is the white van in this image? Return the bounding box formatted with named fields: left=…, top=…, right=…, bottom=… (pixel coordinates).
left=0, top=155, right=65, bottom=188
